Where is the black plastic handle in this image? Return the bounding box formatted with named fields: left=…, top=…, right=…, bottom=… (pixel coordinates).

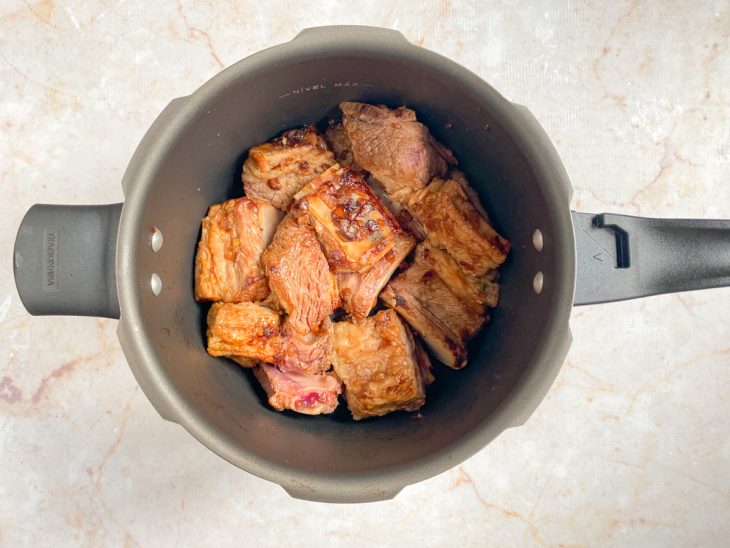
left=13, top=203, right=123, bottom=319
left=573, top=211, right=730, bottom=305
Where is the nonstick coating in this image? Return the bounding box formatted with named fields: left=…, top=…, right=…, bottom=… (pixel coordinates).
left=116, top=27, right=576, bottom=502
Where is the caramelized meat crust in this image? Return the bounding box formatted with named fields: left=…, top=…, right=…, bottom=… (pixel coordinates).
left=296, top=165, right=402, bottom=272
left=337, top=231, right=415, bottom=320
left=206, top=302, right=283, bottom=364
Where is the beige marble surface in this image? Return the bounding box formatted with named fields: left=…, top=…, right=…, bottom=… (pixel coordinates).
left=1, top=1, right=729, bottom=546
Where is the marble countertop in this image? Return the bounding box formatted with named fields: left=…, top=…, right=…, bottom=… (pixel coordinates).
left=1, top=1, right=728, bottom=546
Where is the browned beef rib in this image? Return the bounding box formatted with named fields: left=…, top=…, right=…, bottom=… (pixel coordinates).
left=406, top=176, right=510, bottom=276
left=276, top=316, right=334, bottom=375
left=337, top=231, right=415, bottom=320
left=242, top=125, right=335, bottom=210
left=195, top=197, right=282, bottom=303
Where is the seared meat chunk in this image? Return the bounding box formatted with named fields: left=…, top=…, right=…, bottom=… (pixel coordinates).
left=277, top=317, right=334, bottom=375
left=195, top=197, right=282, bottom=303
left=262, top=213, right=340, bottom=334
left=242, top=125, right=335, bottom=210
left=337, top=231, right=415, bottom=320
left=340, top=102, right=456, bottom=200
left=295, top=165, right=401, bottom=272
left=325, top=121, right=360, bottom=170
left=406, top=176, right=510, bottom=276
left=254, top=364, right=341, bottom=415
left=206, top=302, right=282, bottom=365
left=332, top=309, right=433, bottom=420
left=380, top=242, right=494, bottom=368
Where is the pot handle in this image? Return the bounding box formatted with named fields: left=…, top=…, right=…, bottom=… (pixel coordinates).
left=13, top=203, right=123, bottom=319
left=572, top=211, right=730, bottom=305
left=293, top=25, right=409, bottom=44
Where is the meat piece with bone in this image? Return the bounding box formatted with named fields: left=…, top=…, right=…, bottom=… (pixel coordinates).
left=242, top=125, right=335, bottom=210
left=415, top=241, right=499, bottom=311
left=195, top=197, right=282, bottom=303
left=254, top=364, right=341, bottom=415
left=332, top=309, right=433, bottom=420
left=262, top=212, right=340, bottom=334
left=340, top=102, right=456, bottom=200
left=406, top=176, right=510, bottom=276
left=380, top=241, right=496, bottom=369
left=337, top=231, right=415, bottom=320
left=295, top=165, right=401, bottom=272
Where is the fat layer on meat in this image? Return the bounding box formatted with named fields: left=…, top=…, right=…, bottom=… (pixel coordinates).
left=337, top=231, right=415, bottom=320
left=415, top=241, right=499, bottom=311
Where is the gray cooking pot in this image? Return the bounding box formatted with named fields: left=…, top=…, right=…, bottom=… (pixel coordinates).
left=12, top=26, right=730, bottom=503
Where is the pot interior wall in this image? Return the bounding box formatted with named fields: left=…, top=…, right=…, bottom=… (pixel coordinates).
left=131, top=50, right=561, bottom=475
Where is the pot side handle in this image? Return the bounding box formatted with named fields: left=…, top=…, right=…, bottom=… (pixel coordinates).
left=572, top=211, right=730, bottom=305
left=283, top=483, right=403, bottom=504
left=13, top=203, right=123, bottom=319
left=292, top=25, right=410, bottom=45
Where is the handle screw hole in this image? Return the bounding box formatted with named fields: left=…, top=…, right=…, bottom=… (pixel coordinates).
left=533, top=271, right=544, bottom=295
left=532, top=229, right=543, bottom=252
left=150, top=227, right=163, bottom=253
left=150, top=273, right=162, bottom=296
